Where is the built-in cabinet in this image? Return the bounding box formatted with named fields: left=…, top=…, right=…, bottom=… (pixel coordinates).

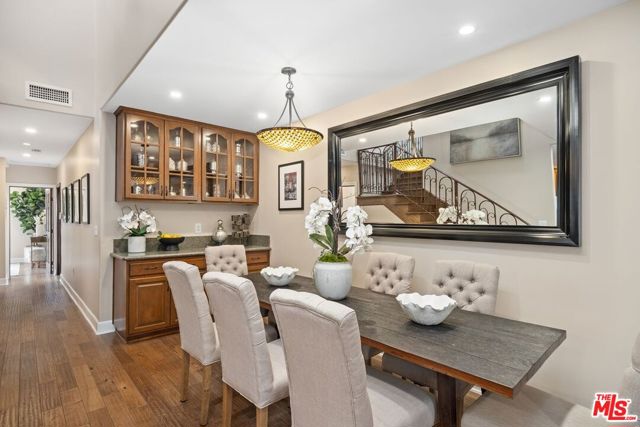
left=116, top=107, right=259, bottom=203
left=113, top=249, right=270, bottom=342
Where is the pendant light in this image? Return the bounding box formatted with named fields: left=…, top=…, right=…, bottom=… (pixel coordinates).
left=389, top=122, right=436, bottom=172
left=257, top=67, right=323, bottom=152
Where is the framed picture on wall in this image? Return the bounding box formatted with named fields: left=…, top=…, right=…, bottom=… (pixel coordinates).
left=80, top=174, right=90, bottom=224
left=278, top=161, right=304, bottom=210
left=72, top=180, right=81, bottom=224
left=67, top=184, right=74, bottom=223
left=62, top=186, right=68, bottom=223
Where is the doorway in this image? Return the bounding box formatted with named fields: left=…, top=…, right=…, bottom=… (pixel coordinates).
left=8, top=185, right=54, bottom=277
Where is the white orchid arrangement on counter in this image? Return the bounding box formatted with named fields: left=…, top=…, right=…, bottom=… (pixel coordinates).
left=304, top=188, right=373, bottom=263
left=118, top=206, right=158, bottom=236
left=436, top=206, right=488, bottom=225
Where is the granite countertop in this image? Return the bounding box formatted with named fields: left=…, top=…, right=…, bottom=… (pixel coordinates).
left=111, top=245, right=271, bottom=260
left=111, top=234, right=270, bottom=260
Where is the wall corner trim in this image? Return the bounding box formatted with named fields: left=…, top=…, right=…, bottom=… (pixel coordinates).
left=58, top=276, right=115, bottom=335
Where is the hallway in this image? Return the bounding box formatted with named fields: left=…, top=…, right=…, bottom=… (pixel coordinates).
left=0, top=275, right=291, bottom=427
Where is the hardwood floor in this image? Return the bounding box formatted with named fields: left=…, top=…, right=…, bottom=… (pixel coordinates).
left=0, top=273, right=291, bottom=427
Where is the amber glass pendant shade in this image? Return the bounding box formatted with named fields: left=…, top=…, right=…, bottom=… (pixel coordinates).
left=389, top=156, right=435, bottom=172
left=256, top=126, right=323, bottom=152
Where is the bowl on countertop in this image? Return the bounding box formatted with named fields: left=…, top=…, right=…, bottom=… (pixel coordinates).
left=396, top=293, right=457, bottom=326
left=261, top=266, right=299, bottom=286
left=158, top=236, right=185, bottom=251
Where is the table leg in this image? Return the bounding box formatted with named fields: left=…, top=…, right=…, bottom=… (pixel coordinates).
left=437, top=373, right=462, bottom=427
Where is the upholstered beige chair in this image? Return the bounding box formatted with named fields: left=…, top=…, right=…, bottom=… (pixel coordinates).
left=382, top=260, right=500, bottom=386
left=203, top=272, right=288, bottom=427
left=163, top=261, right=220, bottom=426
left=270, top=288, right=436, bottom=427
left=361, top=252, right=415, bottom=363
left=204, top=245, right=278, bottom=342
left=205, top=245, right=249, bottom=275
left=462, top=333, right=640, bottom=427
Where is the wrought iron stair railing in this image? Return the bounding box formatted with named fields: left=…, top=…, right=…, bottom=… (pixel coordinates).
left=356, top=141, right=529, bottom=225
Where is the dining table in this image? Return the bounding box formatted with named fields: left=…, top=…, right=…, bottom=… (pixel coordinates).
left=246, top=272, right=566, bottom=427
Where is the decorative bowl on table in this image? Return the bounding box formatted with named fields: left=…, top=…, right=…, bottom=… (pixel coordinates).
left=261, top=266, right=299, bottom=287
left=157, top=233, right=185, bottom=251
left=396, top=293, right=457, bottom=326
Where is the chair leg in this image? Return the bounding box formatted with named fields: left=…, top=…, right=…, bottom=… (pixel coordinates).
left=256, top=406, right=268, bottom=427
left=222, top=382, right=233, bottom=427
left=181, top=350, right=190, bottom=402
left=200, top=365, right=213, bottom=426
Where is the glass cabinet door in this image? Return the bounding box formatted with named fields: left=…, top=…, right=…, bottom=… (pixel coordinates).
left=165, top=121, right=200, bottom=201
left=202, top=127, right=231, bottom=201
left=231, top=134, right=258, bottom=203
left=125, top=115, right=164, bottom=199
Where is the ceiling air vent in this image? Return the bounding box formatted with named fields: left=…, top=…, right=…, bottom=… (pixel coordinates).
left=25, top=81, right=72, bottom=107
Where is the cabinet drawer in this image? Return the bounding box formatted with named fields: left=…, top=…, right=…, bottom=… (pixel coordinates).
left=129, top=256, right=206, bottom=277
left=130, top=260, right=165, bottom=277
left=246, top=250, right=269, bottom=265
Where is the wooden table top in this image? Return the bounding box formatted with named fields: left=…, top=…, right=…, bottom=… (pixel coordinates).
left=247, top=272, right=566, bottom=398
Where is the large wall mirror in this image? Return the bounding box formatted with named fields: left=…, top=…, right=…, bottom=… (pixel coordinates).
left=329, top=57, right=580, bottom=246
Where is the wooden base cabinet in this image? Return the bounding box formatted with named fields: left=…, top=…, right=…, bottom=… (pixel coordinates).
left=113, top=250, right=270, bottom=342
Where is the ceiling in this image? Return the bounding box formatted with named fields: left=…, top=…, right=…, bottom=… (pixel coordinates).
left=105, top=0, right=623, bottom=132
left=341, top=86, right=557, bottom=157
left=0, top=104, right=93, bottom=167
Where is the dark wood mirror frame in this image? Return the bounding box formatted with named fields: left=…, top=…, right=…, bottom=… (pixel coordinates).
left=328, top=56, right=581, bottom=246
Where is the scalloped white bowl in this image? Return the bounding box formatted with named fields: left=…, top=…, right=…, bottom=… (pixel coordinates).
left=396, top=293, right=457, bottom=326
left=261, top=266, right=299, bottom=286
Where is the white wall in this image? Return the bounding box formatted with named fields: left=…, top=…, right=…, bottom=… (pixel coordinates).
left=0, top=159, right=6, bottom=280
left=253, top=0, right=640, bottom=407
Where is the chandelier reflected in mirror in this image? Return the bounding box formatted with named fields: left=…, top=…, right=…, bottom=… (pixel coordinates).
left=257, top=67, right=323, bottom=152
left=389, top=122, right=436, bottom=172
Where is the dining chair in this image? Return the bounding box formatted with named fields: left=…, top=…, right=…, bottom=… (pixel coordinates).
left=204, top=245, right=278, bottom=342
left=163, top=261, right=221, bottom=426
left=462, top=333, right=640, bottom=427
left=381, top=260, right=500, bottom=387
left=270, top=288, right=436, bottom=427
left=203, top=272, right=289, bottom=427
left=361, top=252, right=415, bottom=364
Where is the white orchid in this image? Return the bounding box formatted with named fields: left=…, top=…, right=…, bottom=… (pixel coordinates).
left=305, top=190, right=373, bottom=262
left=118, top=207, right=157, bottom=236
left=436, top=206, right=488, bottom=225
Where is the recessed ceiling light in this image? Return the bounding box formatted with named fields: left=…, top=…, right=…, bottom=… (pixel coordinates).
left=538, top=95, right=553, bottom=103
left=169, top=90, right=183, bottom=99
left=257, top=112, right=268, bottom=120
left=22, top=152, right=32, bottom=158
left=458, top=24, right=476, bottom=36
left=25, top=127, right=37, bottom=134
left=22, top=142, right=31, bottom=146
left=358, top=137, right=367, bottom=143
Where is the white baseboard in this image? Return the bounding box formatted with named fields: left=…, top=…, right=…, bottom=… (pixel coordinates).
left=58, top=276, right=115, bottom=335
left=11, top=257, right=26, bottom=263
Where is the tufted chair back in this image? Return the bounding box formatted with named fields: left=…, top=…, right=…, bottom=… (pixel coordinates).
left=162, top=261, right=220, bottom=365
left=426, top=260, right=499, bottom=314
left=205, top=245, right=248, bottom=276
left=364, top=252, right=415, bottom=296
left=203, top=272, right=276, bottom=407
left=270, top=289, right=374, bottom=427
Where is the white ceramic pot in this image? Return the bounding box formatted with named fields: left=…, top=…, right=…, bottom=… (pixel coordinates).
left=128, top=236, right=146, bottom=253
left=35, top=223, right=46, bottom=236
left=313, top=261, right=352, bottom=300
